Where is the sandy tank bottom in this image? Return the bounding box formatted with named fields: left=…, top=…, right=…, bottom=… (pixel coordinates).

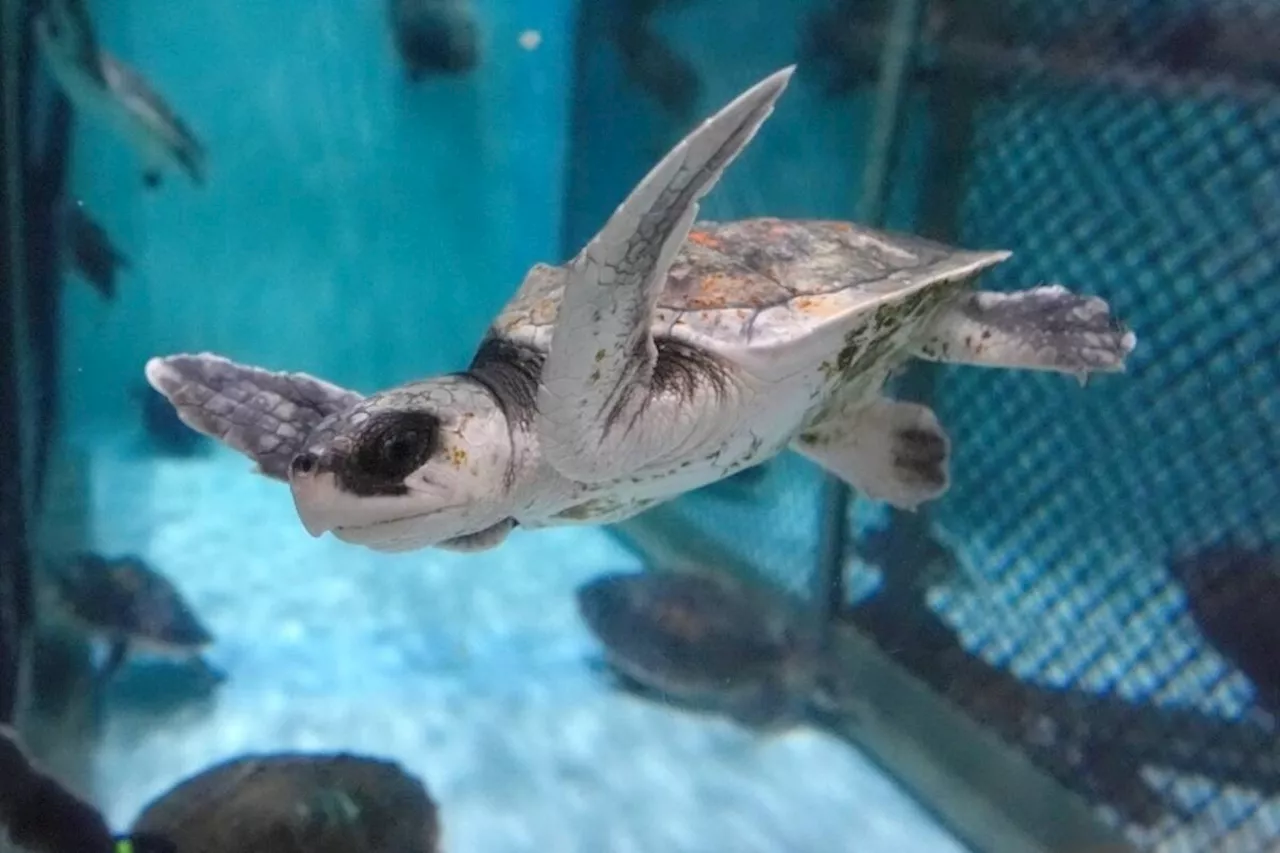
left=55, top=440, right=971, bottom=853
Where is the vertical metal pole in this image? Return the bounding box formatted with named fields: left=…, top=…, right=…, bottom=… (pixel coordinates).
left=814, top=0, right=927, bottom=654
left=0, top=0, right=34, bottom=727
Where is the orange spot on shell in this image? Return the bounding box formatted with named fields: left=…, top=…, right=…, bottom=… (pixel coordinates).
left=684, top=273, right=742, bottom=310
left=794, top=293, right=848, bottom=319
left=687, top=230, right=722, bottom=249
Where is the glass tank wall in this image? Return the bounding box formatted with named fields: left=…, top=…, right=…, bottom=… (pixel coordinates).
left=4, top=0, right=1278, bottom=851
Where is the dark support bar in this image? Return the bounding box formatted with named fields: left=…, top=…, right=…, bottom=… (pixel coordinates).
left=0, top=0, right=35, bottom=728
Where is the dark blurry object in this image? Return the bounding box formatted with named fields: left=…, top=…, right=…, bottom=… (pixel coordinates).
left=1092, top=6, right=1280, bottom=85
left=614, top=24, right=700, bottom=120
left=388, top=0, right=479, bottom=80
left=33, top=0, right=207, bottom=189
left=129, top=752, right=441, bottom=853
left=43, top=553, right=220, bottom=685
left=60, top=199, right=129, bottom=300
left=1169, top=543, right=1280, bottom=716
left=840, top=592, right=1177, bottom=827
left=0, top=725, right=114, bottom=853
left=803, top=0, right=958, bottom=95
left=696, top=463, right=769, bottom=502
left=614, top=0, right=700, bottom=120
left=859, top=518, right=961, bottom=590
left=576, top=569, right=812, bottom=728
left=135, top=384, right=211, bottom=457
left=808, top=0, right=1280, bottom=102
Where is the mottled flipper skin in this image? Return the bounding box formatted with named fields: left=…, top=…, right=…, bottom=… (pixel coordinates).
left=144, top=354, right=363, bottom=480
left=536, top=66, right=795, bottom=484
left=914, top=285, right=1137, bottom=378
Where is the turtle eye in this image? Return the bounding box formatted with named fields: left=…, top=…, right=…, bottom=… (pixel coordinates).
left=381, top=432, right=420, bottom=469
left=352, top=411, right=440, bottom=482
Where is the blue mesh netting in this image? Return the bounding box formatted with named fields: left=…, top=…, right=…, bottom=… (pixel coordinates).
left=843, top=2, right=1280, bottom=850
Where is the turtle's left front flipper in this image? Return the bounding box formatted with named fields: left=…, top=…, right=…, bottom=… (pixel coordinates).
left=536, top=66, right=795, bottom=484
left=144, top=354, right=364, bottom=480
left=914, top=285, right=1137, bottom=381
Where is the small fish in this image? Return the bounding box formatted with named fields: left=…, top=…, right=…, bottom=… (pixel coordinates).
left=1169, top=542, right=1280, bottom=716
left=60, top=200, right=129, bottom=300
left=576, top=569, right=811, bottom=728
left=129, top=752, right=441, bottom=853
left=43, top=554, right=218, bottom=685
left=614, top=25, right=701, bottom=120
left=388, top=0, right=480, bottom=80
left=34, top=0, right=206, bottom=189
left=0, top=725, right=114, bottom=853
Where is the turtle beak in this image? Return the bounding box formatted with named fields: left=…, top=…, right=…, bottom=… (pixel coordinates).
left=289, top=465, right=342, bottom=538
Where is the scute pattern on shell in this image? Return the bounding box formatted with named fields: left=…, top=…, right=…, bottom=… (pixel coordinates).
left=655, top=218, right=1007, bottom=351
left=492, top=218, right=1008, bottom=366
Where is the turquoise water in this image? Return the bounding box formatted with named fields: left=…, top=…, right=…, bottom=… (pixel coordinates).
left=46, top=0, right=971, bottom=848
left=73, top=440, right=966, bottom=851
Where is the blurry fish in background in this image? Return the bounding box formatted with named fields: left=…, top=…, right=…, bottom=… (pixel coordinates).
left=1169, top=543, right=1280, bottom=717
left=41, top=554, right=222, bottom=688
left=613, top=0, right=701, bottom=121
left=59, top=199, right=129, bottom=301
left=0, top=725, right=114, bottom=853
left=133, top=384, right=212, bottom=457
left=576, top=569, right=819, bottom=730
left=33, top=0, right=207, bottom=189
left=128, top=752, right=441, bottom=853
left=388, top=0, right=480, bottom=80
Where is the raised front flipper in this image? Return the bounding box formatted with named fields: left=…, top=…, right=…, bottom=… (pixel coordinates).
left=792, top=396, right=951, bottom=510
left=914, top=285, right=1137, bottom=380
left=536, top=66, right=795, bottom=484
left=144, top=354, right=363, bottom=481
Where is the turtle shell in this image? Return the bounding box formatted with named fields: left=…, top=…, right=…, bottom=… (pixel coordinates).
left=576, top=569, right=797, bottom=696
left=50, top=554, right=212, bottom=653
left=128, top=753, right=440, bottom=853
left=493, top=218, right=1008, bottom=382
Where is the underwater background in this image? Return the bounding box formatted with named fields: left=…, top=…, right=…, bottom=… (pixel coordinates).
left=3, top=0, right=1280, bottom=851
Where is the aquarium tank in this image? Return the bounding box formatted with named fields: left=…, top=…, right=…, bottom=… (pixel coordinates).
left=1, top=0, right=1278, bottom=850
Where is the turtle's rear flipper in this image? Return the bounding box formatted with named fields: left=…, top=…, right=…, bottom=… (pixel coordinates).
left=914, top=285, right=1137, bottom=381
left=144, top=354, right=365, bottom=481
left=792, top=396, right=950, bottom=510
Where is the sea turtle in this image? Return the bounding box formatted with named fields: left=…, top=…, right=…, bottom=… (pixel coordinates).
left=128, top=752, right=441, bottom=853
left=34, top=0, right=206, bottom=189
left=143, top=65, right=1136, bottom=554
left=43, top=553, right=219, bottom=684
left=576, top=568, right=815, bottom=728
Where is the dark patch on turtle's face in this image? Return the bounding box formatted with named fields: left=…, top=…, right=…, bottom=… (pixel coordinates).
left=302, top=410, right=442, bottom=498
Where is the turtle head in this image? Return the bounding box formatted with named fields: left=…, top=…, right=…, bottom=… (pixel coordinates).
left=286, top=376, right=520, bottom=552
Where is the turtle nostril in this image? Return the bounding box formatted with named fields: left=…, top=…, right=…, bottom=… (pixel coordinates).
left=290, top=452, right=318, bottom=477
